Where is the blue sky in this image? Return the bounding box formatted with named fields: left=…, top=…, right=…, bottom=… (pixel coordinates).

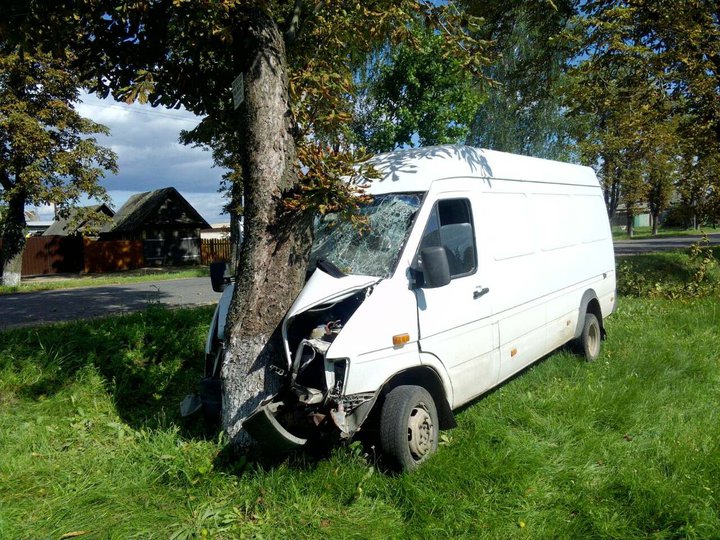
left=32, top=92, right=229, bottom=225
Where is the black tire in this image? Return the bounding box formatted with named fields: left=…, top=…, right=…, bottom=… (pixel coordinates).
left=577, top=312, right=601, bottom=362
left=380, top=385, right=439, bottom=471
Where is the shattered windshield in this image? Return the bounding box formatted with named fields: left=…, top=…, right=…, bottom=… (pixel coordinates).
left=309, top=193, right=423, bottom=278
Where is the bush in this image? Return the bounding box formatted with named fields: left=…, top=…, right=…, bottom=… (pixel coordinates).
left=617, top=236, right=720, bottom=299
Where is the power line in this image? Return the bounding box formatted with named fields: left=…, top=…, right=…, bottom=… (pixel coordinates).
left=77, top=101, right=201, bottom=123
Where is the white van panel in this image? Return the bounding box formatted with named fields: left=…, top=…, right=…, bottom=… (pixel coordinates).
left=327, top=279, right=420, bottom=395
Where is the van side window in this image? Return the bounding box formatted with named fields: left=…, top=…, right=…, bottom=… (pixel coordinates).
left=420, top=198, right=477, bottom=278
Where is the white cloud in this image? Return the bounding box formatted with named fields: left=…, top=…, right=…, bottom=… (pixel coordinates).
left=74, top=92, right=229, bottom=221
left=18, top=93, right=229, bottom=224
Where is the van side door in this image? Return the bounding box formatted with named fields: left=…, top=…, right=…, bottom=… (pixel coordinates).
left=414, top=194, right=499, bottom=407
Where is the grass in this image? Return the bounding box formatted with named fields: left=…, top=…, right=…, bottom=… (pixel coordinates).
left=612, top=225, right=720, bottom=240
left=0, top=266, right=210, bottom=295
left=1, top=274, right=719, bottom=537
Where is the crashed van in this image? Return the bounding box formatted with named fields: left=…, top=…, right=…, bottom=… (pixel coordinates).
left=197, top=145, right=616, bottom=470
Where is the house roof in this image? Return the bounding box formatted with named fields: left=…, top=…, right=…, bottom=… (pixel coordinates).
left=104, top=187, right=210, bottom=233
left=43, top=204, right=115, bottom=236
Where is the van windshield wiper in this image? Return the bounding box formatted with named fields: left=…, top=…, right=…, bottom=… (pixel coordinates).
left=316, top=258, right=346, bottom=278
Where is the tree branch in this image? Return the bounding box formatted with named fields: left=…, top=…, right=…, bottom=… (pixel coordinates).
left=284, top=0, right=303, bottom=44
left=0, top=168, right=12, bottom=190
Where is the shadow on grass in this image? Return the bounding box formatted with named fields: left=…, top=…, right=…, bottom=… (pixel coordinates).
left=1, top=304, right=217, bottom=440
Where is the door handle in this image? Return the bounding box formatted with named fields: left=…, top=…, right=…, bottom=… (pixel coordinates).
left=473, top=286, right=490, bottom=299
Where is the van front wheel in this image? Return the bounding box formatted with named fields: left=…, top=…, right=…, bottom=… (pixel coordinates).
left=380, top=385, right=439, bottom=471
left=578, top=312, right=601, bottom=362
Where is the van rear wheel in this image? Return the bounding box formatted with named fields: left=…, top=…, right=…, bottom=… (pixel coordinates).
left=380, top=385, right=439, bottom=471
left=578, top=312, right=601, bottom=362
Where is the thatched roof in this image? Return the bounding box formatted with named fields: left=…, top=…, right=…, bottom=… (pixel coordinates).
left=43, top=204, right=115, bottom=236
left=103, top=187, right=210, bottom=233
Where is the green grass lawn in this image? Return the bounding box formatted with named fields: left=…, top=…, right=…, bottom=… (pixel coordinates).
left=1, top=297, right=719, bottom=537
left=0, top=266, right=210, bottom=295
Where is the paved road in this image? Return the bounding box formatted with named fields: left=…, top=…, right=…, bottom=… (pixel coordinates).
left=0, top=277, right=221, bottom=331
left=614, top=232, right=720, bottom=256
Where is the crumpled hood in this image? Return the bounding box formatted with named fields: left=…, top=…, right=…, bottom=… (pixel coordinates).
left=282, top=268, right=380, bottom=367
left=286, top=268, right=380, bottom=320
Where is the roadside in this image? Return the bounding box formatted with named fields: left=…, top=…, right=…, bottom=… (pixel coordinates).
left=611, top=226, right=720, bottom=240
left=0, top=266, right=209, bottom=295
left=0, top=277, right=220, bottom=331
left=613, top=232, right=720, bottom=256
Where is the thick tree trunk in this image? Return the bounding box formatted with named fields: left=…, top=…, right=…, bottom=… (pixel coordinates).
left=1, top=190, right=27, bottom=287
left=651, top=212, right=660, bottom=236
left=626, top=209, right=634, bottom=238
left=220, top=10, right=312, bottom=447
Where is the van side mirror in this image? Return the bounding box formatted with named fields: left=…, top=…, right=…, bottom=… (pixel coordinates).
left=420, top=246, right=451, bottom=288
left=210, top=261, right=230, bottom=293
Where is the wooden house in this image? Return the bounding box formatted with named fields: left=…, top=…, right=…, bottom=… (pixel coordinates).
left=101, top=187, right=210, bottom=265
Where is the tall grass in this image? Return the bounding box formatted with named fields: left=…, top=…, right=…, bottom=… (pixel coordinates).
left=1, top=298, right=718, bottom=537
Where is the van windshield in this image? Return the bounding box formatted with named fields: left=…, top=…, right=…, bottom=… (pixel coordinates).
left=309, top=193, right=423, bottom=278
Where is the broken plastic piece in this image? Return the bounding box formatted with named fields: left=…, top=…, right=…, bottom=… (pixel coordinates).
left=242, top=399, right=307, bottom=454
left=180, top=393, right=202, bottom=417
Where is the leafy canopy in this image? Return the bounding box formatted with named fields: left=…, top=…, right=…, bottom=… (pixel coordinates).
left=0, top=46, right=117, bottom=212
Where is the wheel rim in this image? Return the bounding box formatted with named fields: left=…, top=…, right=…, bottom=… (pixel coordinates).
left=588, top=320, right=600, bottom=357
left=407, top=403, right=434, bottom=460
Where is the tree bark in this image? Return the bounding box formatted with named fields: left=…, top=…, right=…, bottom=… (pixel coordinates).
left=651, top=212, right=660, bottom=236
left=0, top=189, right=27, bottom=287
left=220, top=9, right=312, bottom=447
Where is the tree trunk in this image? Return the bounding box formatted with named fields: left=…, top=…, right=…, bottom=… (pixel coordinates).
left=626, top=209, right=634, bottom=238
left=220, top=9, right=312, bottom=447
left=0, top=189, right=27, bottom=287
left=651, top=212, right=660, bottom=236
left=229, top=182, right=243, bottom=270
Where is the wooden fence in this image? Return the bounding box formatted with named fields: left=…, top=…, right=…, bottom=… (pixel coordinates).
left=0, top=236, right=82, bottom=277
left=201, top=238, right=232, bottom=264
left=1, top=235, right=214, bottom=278
left=83, top=238, right=144, bottom=274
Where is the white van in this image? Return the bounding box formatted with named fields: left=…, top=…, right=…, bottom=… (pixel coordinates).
left=200, top=145, right=616, bottom=470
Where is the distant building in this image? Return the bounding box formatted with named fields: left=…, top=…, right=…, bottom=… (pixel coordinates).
left=42, top=204, right=115, bottom=236
left=100, top=187, right=210, bottom=265
left=200, top=223, right=231, bottom=240
left=26, top=220, right=54, bottom=236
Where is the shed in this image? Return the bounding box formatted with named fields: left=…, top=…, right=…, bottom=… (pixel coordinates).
left=42, top=204, right=115, bottom=236
left=102, top=187, right=210, bottom=265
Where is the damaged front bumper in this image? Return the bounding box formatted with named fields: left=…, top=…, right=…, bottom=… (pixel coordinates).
left=242, top=397, right=308, bottom=453
left=241, top=387, right=378, bottom=453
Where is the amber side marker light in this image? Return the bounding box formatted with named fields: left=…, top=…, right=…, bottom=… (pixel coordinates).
left=393, top=333, right=410, bottom=346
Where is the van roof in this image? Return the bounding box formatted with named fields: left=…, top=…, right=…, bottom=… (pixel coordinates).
left=364, top=145, right=599, bottom=194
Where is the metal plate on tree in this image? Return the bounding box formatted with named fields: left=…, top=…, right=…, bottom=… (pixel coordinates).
left=232, top=74, right=244, bottom=109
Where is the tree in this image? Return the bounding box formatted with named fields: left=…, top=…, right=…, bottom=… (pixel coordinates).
left=0, top=46, right=117, bottom=286
left=463, top=0, right=578, bottom=160
left=565, top=1, right=681, bottom=235
left=1, top=1, right=487, bottom=446
left=351, top=22, right=484, bottom=153
left=566, top=0, right=719, bottom=233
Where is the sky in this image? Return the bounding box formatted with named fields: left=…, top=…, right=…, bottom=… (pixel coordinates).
left=31, top=92, right=229, bottom=225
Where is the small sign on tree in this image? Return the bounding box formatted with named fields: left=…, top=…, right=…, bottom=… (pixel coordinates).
left=232, top=74, right=244, bottom=110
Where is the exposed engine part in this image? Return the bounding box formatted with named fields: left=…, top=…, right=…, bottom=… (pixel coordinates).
left=293, top=384, right=324, bottom=405
left=292, top=338, right=330, bottom=391
left=285, top=289, right=370, bottom=360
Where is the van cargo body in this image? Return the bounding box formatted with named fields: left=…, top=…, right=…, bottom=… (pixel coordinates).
left=201, top=145, right=616, bottom=470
